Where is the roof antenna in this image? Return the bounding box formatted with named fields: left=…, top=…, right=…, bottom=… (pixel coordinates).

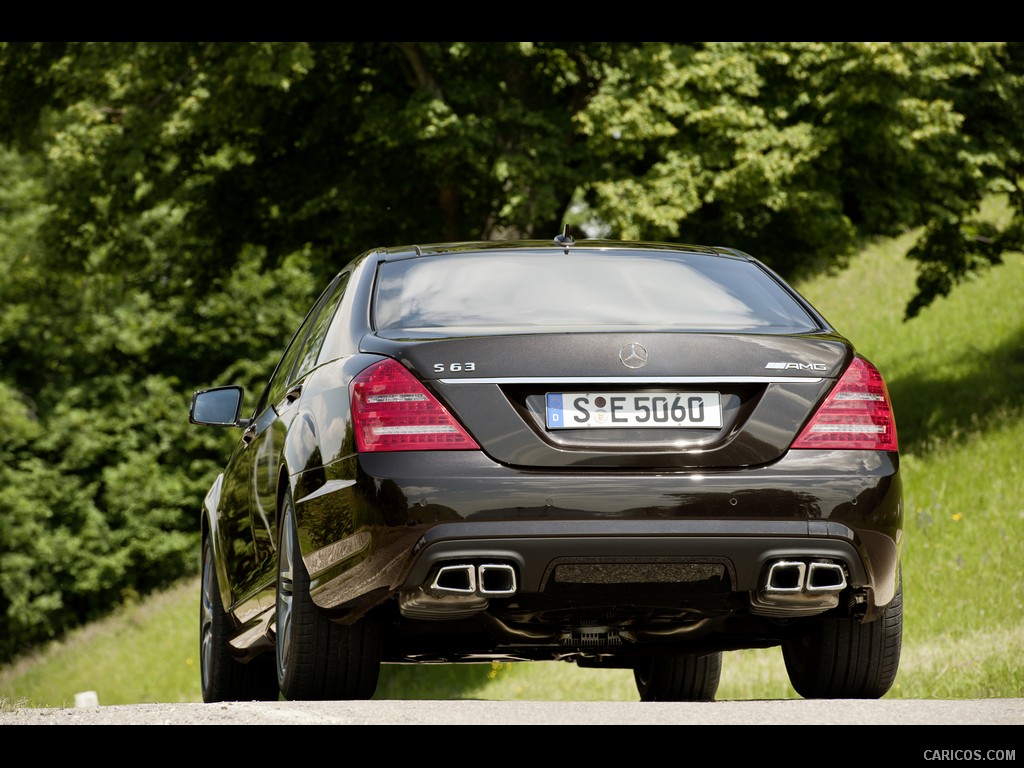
left=554, top=225, right=574, bottom=255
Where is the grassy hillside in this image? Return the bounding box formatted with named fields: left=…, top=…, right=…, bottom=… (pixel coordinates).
left=2, top=228, right=1022, bottom=708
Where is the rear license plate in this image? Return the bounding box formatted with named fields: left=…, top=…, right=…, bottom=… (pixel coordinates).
left=545, top=392, right=723, bottom=429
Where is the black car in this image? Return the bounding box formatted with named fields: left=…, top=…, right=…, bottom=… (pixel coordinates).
left=189, top=236, right=903, bottom=702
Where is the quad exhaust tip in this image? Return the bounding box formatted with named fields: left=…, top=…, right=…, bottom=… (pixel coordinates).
left=400, top=562, right=519, bottom=620
left=765, top=560, right=848, bottom=593
left=429, top=563, right=518, bottom=597
left=751, top=558, right=849, bottom=617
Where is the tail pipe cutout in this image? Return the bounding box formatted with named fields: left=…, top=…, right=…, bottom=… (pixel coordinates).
left=399, top=562, right=518, bottom=620
left=749, top=559, right=849, bottom=617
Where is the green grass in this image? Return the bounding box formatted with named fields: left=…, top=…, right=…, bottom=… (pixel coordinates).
left=795, top=230, right=1024, bottom=649
left=2, top=228, right=1023, bottom=709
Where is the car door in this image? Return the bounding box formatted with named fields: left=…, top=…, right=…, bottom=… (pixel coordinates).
left=246, top=273, right=352, bottom=595
left=216, top=316, right=310, bottom=607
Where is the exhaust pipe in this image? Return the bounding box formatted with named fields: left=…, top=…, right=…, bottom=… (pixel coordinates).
left=400, top=562, right=518, bottom=619
left=765, top=561, right=807, bottom=592
left=479, top=564, right=517, bottom=596
left=428, top=563, right=517, bottom=597
left=750, top=558, right=848, bottom=617
left=431, top=564, right=477, bottom=594
left=807, top=561, right=847, bottom=592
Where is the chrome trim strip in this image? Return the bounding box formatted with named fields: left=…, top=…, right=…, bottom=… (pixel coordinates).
left=438, top=376, right=823, bottom=385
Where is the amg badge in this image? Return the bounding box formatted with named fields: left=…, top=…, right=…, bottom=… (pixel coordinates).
left=765, top=362, right=829, bottom=371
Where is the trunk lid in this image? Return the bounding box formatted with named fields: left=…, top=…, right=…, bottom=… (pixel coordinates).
left=360, top=330, right=851, bottom=469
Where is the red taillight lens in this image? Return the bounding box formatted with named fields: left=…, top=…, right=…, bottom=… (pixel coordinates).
left=350, top=359, right=480, bottom=452
left=792, top=357, right=898, bottom=451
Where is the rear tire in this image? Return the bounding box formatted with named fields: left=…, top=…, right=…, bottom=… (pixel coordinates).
left=275, top=487, right=381, bottom=700
left=782, top=571, right=903, bottom=699
left=633, top=652, right=722, bottom=701
left=200, top=534, right=279, bottom=703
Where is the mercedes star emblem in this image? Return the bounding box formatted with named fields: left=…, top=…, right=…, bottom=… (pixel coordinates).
left=619, top=343, right=648, bottom=369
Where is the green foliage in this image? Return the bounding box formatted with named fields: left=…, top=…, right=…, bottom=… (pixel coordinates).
left=1, top=228, right=1021, bottom=703
left=0, top=247, right=316, bottom=662
left=0, top=140, right=319, bottom=661
left=577, top=42, right=1022, bottom=288
left=1, top=41, right=1023, bottom=665
left=3, top=42, right=1021, bottom=316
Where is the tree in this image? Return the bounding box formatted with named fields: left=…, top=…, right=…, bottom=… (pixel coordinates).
left=0, top=41, right=1021, bottom=661
left=4, top=42, right=1020, bottom=315
left=575, top=42, right=1023, bottom=315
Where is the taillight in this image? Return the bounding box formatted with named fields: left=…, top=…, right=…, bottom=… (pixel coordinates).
left=792, top=357, right=898, bottom=451
left=351, top=359, right=480, bottom=452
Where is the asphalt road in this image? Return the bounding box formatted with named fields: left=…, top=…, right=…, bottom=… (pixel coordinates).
left=1, top=697, right=1021, bottom=726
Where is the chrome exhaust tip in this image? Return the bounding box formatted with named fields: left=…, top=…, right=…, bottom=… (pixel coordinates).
left=750, top=558, right=849, bottom=617
left=400, top=562, right=519, bottom=619
left=765, top=561, right=807, bottom=592
left=806, top=561, right=848, bottom=592
left=430, top=564, right=476, bottom=594
left=478, top=564, right=517, bottom=596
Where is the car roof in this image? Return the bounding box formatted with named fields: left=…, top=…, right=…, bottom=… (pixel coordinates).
left=371, top=238, right=755, bottom=264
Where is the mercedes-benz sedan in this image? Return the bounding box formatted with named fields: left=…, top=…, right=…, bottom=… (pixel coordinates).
left=190, top=236, right=903, bottom=702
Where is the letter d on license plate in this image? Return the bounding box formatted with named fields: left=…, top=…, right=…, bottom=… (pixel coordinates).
left=545, top=392, right=722, bottom=429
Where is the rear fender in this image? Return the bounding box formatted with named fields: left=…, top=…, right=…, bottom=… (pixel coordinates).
left=200, top=473, right=234, bottom=616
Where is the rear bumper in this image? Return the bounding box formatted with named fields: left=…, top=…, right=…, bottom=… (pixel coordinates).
left=401, top=518, right=871, bottom=593
left=294, top=448, right=902, bottom=619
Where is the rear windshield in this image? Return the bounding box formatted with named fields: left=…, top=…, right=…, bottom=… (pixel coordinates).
left=373, top=250, right=819, bottom=335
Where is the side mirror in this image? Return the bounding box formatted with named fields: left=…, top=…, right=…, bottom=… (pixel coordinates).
left=190, top=386, right=246, bottom=427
